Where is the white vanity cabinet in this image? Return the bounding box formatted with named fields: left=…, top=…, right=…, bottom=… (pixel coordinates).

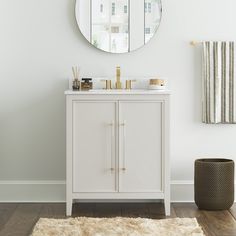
left=65, top=90, right=170, bottom=216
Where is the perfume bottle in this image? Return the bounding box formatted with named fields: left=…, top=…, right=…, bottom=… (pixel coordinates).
left=81, top=78, right=93, bottom=90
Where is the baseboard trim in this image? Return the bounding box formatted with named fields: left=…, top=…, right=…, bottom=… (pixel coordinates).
left=171, top=180, right=236, bottom=202
left=0, top=180, right=66, bottom=185
left=0, top=180, right=66, bottom=202
left=0, top=180, right=232, bottom=203
left=171, top=180, right=194, bottom=185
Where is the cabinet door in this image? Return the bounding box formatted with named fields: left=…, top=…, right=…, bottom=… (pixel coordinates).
left=119, top=101, right=163, bottom=193
left=73, top=101, right=117, bottom=193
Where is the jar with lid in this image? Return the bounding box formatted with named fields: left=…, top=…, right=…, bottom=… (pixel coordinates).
left=81, top=78, right=93, bottom=90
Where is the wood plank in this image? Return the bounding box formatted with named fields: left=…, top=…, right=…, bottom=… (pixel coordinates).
left=229, top=204, right=236, bottom=219
left=147, top=203, right=166, bottom=219
left=173, top=203, right=202, bottom=218
left=0, top=203, right=42, bottom=236
left=170, top=205, right=177, bottom=218
left=39, top=203, right=66, bottom=219
left=94, top=203, right=122, bottom=218
left=121, top=203, right=150, bottom=218
left=173, top=203, right=214, bottom=236
left=72, top=203, right=95, bottom=217
left=147, top=203, right=177, bottom=219
left=201, top=210, right=236, bottom=236
left=0, top=203, right=18, bottom=230
left=173, top=203, right=236, bottom=236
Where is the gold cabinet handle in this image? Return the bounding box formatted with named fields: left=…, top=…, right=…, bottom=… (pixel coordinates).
left=109, top=121, right=115, bottom=173
left=121, top=120, right=126, bottom=171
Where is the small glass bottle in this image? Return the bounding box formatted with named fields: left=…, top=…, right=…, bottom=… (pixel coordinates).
left=72, top=78, right=80, bottom=90
left=81, top=78, right=93, bottom=90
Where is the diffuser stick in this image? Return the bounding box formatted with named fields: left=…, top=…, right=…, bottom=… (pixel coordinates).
left=72, top=67, right=76, bottom=79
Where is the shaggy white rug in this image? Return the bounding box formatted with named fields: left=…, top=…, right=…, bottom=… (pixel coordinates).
left=31, top=217, right=205, bottom=236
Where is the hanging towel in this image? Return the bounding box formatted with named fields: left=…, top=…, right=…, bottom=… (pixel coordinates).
left=202, top=41, right=236, bottom=124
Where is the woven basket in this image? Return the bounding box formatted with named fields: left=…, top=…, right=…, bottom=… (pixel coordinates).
left=194, top=158, right=234, bottom=210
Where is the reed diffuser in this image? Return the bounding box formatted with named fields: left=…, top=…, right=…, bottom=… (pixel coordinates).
left=72, top=66, right=80, bottom=90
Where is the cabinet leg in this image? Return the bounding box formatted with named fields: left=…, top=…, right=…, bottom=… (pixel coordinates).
left=164, top=198, right=170, bottom=216
left=66, top=198, right=73, bottom=216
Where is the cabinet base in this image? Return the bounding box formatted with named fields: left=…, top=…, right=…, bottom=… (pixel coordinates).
left=66, top=198, right=170, bottom=216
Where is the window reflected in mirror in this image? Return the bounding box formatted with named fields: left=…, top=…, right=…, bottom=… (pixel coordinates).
left=76, top=0, right=162, bottom=53
left=145, top=0, right=162, bottom=44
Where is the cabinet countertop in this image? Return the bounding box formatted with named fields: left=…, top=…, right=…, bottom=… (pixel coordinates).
left=64, top=89, right=171, bottom=95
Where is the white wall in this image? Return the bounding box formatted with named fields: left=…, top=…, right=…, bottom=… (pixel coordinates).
left=0, top=0, right=236, bottom=202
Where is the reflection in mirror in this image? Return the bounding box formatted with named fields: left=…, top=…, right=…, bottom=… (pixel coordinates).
left=76, top=0, right=162, bottom=53
left=92, top=0, right=129, bottom=53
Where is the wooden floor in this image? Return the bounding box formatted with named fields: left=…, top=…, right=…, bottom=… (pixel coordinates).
left=0, top=203, right=236, bottom=236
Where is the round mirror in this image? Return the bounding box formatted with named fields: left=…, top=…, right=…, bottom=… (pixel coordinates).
left=75, top=0, right=162, bottom=53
